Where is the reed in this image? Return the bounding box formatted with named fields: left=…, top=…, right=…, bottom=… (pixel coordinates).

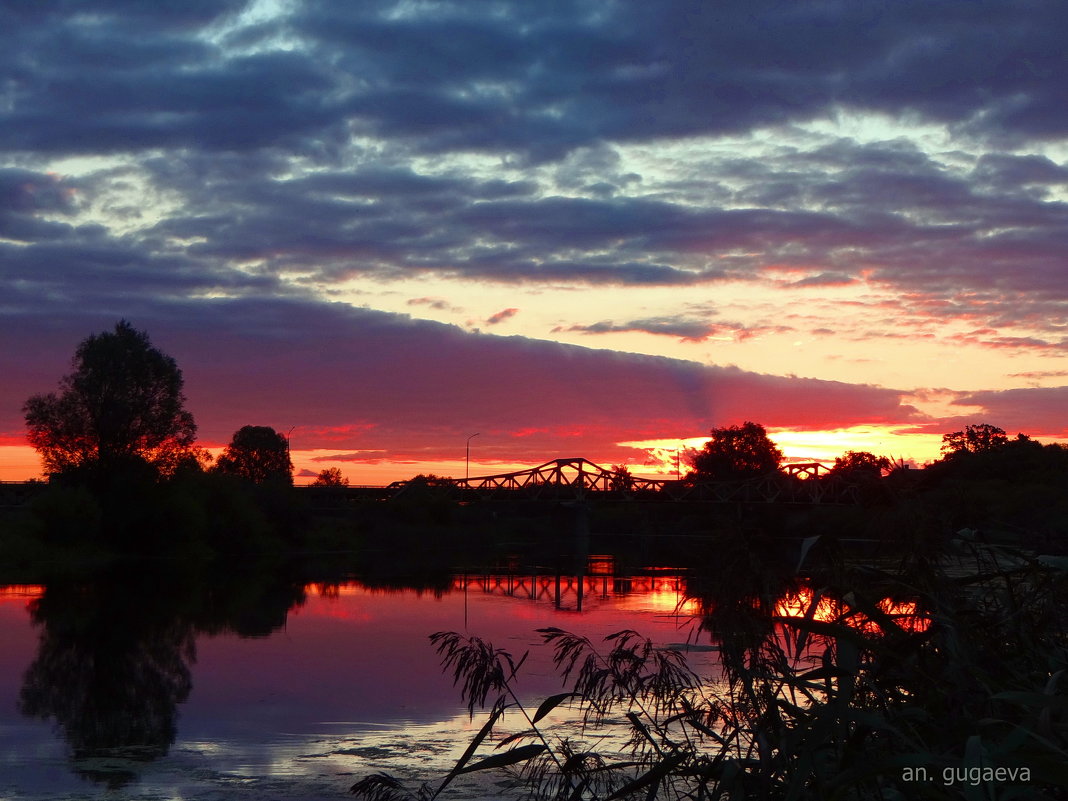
left=351, top=536, right=1067, bottom=800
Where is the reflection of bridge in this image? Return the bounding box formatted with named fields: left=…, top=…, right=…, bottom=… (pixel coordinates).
left=383, top=458, right=860, bottom=505
left=453, top=568, right=690, bottom=613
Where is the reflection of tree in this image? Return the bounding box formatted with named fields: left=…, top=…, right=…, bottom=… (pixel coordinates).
left=18, top=573, right=195, bottom=788
left=193, top=564, right=308, bottom=637
left=15, top=560, right=309, bottom=788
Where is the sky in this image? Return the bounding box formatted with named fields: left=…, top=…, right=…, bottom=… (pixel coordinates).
left=2, top=0, right=1067, bottom=483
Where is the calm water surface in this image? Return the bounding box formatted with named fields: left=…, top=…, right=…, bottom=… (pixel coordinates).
left=0, top=558, right=720, bottom=800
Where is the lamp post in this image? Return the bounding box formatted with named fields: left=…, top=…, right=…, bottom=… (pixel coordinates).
left=466, top=432, right=480, bottom=480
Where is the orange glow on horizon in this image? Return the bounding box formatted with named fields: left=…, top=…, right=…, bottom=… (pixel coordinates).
left=0, top=445, right=43, bottom=482
left=0, top=585, right=45, bottom=602
left=621, top=424, right=945, bottom=477
left=767, top=426, right=943, bottom=467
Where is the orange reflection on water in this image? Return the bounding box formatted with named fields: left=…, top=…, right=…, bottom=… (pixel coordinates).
left=0, top=585, right=44, bottom=603
left=774, top=586, right=929, bottom=633
left=445, top=572, right=699, bottom=615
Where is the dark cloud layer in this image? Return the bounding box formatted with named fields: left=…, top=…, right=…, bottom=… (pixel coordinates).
left=2, top=2, right=1065, bottom=306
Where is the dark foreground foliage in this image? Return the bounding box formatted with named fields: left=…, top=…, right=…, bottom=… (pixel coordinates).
left=351, top=537, right=1068, bottom=800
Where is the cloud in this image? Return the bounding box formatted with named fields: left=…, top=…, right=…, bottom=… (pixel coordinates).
left=2, top=2, right=1064, bottom=333
left=949, top=387, right=1068, bottom=437
left=408, top=297, right=462, bottom=313
left=0, top=299, right=923, bottom=464
left=557, top=317, right=792, bottom=343
left=485, top=308, right=519, bottom=326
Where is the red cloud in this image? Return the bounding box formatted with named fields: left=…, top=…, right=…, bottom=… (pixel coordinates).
left=486, top=307, right=519, bottom=325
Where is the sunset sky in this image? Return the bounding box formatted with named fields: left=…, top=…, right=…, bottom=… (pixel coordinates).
left=2, top=0, right=1067, bottom=483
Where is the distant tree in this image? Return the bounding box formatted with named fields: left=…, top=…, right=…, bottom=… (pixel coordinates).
left=829, top=450, right=892, bottom=478
left=23, top=320, right=202, bottom=478
left=688, top=422, right=784, bottom=481
left=406, top=473, right=452, bottom=487
left=940, top=423, right=1009, bottom=457
left=609, top=464, right=634, bottom=492
left=311, top=467, right=349, bottom=487
left=213, top=426, right=293, bottom=485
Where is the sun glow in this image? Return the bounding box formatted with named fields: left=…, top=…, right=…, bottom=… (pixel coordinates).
left=767, top=426, right=943, bottom=466
left=619, top=425, right=943, bottom=477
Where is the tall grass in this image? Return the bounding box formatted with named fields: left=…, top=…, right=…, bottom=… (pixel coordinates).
left=351, top=536, right=1067, bottom=800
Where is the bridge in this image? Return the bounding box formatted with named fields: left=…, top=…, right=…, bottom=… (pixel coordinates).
left=1, top=458, right=862, bottom=509
left=377, top=457, right=860, bottom=505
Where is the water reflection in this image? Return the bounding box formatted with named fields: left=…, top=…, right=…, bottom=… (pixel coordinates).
left=2, top=549, right=926, bottom=794
left=18, top=571, right=196, bottom=788
left=451, top=571, right=697, bottom=615
left=13, top=562, right=310, bottom=788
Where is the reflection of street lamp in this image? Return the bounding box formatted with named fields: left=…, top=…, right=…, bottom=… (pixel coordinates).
left=466, top=433, right=480, bottom=480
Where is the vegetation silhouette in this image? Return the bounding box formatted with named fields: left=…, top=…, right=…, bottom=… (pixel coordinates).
left=940, top=422, right=1010, bottom=457
left=686, top=421, right=784, bottom=481
left=827, top=449, right=893, bottom=479
left=312, top=466, right=350, bottom=486
left=23, top=321, right=203, bottom=481
left=213, top=425, right=294, bottom=485
left=351, top=537, right=1068, bottom=800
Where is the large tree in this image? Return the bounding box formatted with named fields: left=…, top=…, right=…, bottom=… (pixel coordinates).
left=940, top=423, right=1008, bottom=457
left=688, top=421, right=784, bottom=481
left=311, top=467, right=349, bottom=487
left=828, top=450, right=892, bottom=478
left=213, top=426, right=293, bottom=485
left=24, top=321, right=200, bottom=478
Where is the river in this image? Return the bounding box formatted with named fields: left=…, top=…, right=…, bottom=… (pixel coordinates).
left=0, top=555, right=723, bottom=800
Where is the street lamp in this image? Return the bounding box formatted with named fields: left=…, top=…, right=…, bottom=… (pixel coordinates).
left=466, top=432, right=480, bottom=480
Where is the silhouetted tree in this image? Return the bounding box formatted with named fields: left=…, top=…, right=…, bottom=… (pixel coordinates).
left=829, top=450, right=892, bottom=478
left=406, top=473, right=452, bottom=487
left=311, top=467, right=349, bottom=487
left=940, top=423, right=1008, bottom=457
left=213, top=426, right=293, bottom=485
left=610, top=464, right=634, bottom=492
left=688, top=421, right=783, bottom=481
left=23, top=321, right=203, bottom=479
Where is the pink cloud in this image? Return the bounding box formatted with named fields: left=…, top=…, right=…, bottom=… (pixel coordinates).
left=949, top=387, right=1068, bottom=438
left=485, top=307, right=519, bottom=325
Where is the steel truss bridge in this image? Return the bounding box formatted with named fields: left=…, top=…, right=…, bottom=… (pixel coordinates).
left=382, top=457, right=860, bottom=505
left=2, top=459, right=861, bottom=508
